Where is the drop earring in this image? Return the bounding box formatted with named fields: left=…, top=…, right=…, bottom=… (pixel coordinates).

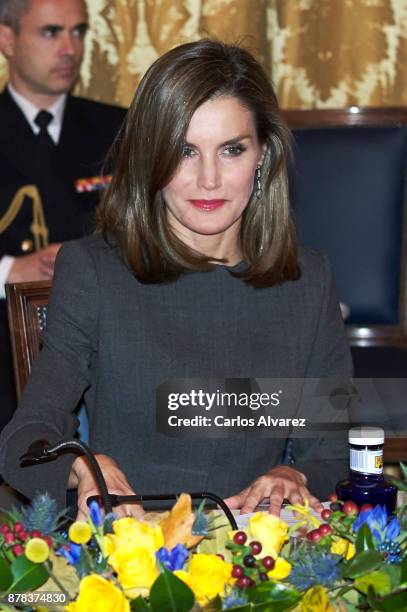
left=255, top=165, right=262, bottom=199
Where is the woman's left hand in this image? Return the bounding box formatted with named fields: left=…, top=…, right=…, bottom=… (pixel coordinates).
left=224, top=465, right=323, bottom=516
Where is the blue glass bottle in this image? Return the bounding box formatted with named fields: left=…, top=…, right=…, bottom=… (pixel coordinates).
left=336, top=426, right=397, bottom=515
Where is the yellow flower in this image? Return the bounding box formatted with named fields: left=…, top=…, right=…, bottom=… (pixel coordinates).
left=330, top=537, right=355, bottom=560
left=109, top=546, right=158, bottom=598
left=65, top=574, right=130, bottom=611
left=104, top=517, right=164, bottom=556
left=248, top=512, right=288, bottom=559
left=103, top=517, right=164, bottom=598
left=286, top=499, right=321, bottom=530
left=69, top=522, right=92, bottom=545
left=25, top=538, right=49, bottom=563
left=267, top=557, right=291, bottom=580
left=300, top=585, right=334, bottom=611
left=183, top=553, right=232, bottom=606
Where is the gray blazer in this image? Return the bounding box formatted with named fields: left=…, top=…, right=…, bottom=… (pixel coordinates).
left=0, top=235, right=353, bottom=508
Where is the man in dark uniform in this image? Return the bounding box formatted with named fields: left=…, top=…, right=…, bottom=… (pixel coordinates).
left=0, top=0, right=126, bottom=433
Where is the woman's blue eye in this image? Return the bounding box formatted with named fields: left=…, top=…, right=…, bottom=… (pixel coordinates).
left=181, top=146, right=195, bottom=158
left=224, top=144, right=246, bottom=156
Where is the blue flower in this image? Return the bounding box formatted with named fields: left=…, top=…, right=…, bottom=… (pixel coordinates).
left=57, top=543, right=81, bottom=565
left=385, top=517, right=400, bottom=541
left=20, top=492, right=61, bottom=535
left=89, top=501, right=103, bottom=527
left=353, top=505, right=400, bottom=545
left=222, top=589, right=248, bottom=609
left=192, top=509, right=210, bottom=536
left=156, top=544, right=189, bottom=571
left=289, top=552, right=341, bottom=591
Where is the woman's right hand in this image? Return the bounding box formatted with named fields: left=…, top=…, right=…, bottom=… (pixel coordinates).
left=69, top=454, right=144, bottom=520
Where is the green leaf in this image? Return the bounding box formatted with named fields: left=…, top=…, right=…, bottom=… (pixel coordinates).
left=382, top=563, right=402, bottom=589
left=0, top=556, right=12, bottom=590
left=149, top=570, right=194, bottom=612
left=342, top=550, right=382, bottom=579
left=355, top=570, right=392, bottom=596
left=401, top=555, right=407, bottom=586
left=367, top=586, right=407, bottom=612
left=8, top=555, right=48, bottom=593
left=355, top=523, right=374, bottom=553
left=389, top=478, right=407, bottom=493
left=131, top=596, right=151, bottom=611
left=247, top=581, right=301, bottom=610
left=400, top=462, right=407, bottom=481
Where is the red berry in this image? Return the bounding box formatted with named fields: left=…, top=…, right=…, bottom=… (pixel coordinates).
left=308, top=529, right=322, bottom=542
left=319, top=524, right=332, bottom=536
left=236, top=576, right=254, bottom=589
left=0, top=524, right=10, bottom=535
left=262, top=556, right=275, bottom=570
left=343, top=501, right=359, bottom=516
left=259, top=572, right=269, bottom=581
left=359, top=504, right=373, bottom=513
left=232, top=564, right=244, bottom=578
left=13, top=522, right=24, bottom=533
left=43, top=536, right=53, bottom=548
left=17, top=530, right=28, bottom=541
left=249, top=540, right=262, bottom=555
left=4, top=533, right=14, bottom=544
left=12, top=545, right=24, bottom=556
left=31, top=530, right=42, bottom=538
left=233, top=531, right=247, bottom=545
left=321, top=508, right=332, bottom=521
left=328, top=493, right=338, bottom=502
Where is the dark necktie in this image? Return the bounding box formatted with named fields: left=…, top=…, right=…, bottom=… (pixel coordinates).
left=34, top=110, right=55, bottom=153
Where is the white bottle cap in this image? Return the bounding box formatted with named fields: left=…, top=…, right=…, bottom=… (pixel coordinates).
left=349, top=426, right=384, bottom=446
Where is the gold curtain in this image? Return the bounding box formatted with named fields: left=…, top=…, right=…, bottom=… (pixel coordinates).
left=1, top=0, right=406, bottom=109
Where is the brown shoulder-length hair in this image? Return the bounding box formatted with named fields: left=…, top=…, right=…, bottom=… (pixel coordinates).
left=97, top=39, right=300, bottom=287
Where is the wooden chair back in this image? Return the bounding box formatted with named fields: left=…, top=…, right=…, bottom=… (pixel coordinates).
left=5, top=281, right=52, bottom=401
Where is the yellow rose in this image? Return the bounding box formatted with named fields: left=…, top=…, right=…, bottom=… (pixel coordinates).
left=65, top=574, right=129, bottom=612
left=330, top=537, right=355, bottom=560
left=300, top=585, right=334, bottom=611
left=267, top=557, right=291, bottom=580
left=109, top=545, right=158, bottom=598
left=186, top=553, right=232, bottom=605
left=105, top=518, right=164, bottom=556
left=248, top=512, right=289, bottom=559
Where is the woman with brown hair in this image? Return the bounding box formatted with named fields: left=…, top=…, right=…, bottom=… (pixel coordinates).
left=0, top=40, right=352, bottom=518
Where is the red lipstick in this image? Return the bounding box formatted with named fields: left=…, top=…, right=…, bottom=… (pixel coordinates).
left=189, top=199, right=226, bottom=211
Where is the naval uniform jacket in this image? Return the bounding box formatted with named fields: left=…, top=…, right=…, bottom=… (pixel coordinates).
left=0, top=89, right=126, bottom=432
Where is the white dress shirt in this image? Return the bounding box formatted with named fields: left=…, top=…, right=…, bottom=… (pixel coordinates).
left=0, top=86, right=67, bottom=298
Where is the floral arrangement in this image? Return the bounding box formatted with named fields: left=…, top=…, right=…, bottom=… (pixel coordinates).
left=0, top=466, right=406, bottom=611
